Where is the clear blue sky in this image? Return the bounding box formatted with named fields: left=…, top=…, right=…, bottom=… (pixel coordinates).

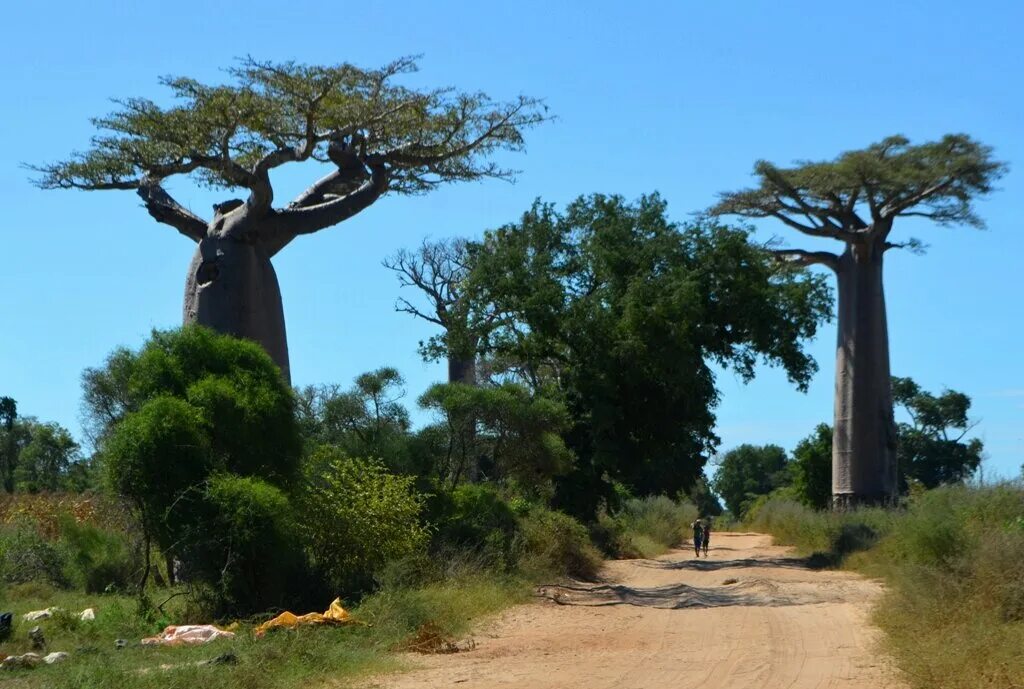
left=1, top=0, right=1021, bottom=477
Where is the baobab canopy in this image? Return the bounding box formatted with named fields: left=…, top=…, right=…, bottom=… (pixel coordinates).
left=711, top=134, right=1006, bottom=261
left=32, top=57, right=547, bottom=382
left=711, top=134, right=1006, bottom=507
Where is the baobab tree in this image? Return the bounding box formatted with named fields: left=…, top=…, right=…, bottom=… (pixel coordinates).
left=33, top=58, right=546, bottom=382
left=384, top=238, right=495, bottom=386
left=384, top=238, right=499, bottom=482
left=712, top=134, right=1005, bottom=507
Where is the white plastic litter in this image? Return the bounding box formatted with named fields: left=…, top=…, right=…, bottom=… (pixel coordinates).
left=43, top=652, right=70, bottom=665
left=79, top=608, right=96, bottom=621
left=21, top=608, right=61, bottom=622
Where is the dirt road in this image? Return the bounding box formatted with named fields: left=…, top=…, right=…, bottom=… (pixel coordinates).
left=368, top=532, right=904, bottom=689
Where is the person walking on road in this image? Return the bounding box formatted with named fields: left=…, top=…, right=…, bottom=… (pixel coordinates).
left=702, top=520, right=711, bottom=556
left=691, top=520, right=704, bottom=557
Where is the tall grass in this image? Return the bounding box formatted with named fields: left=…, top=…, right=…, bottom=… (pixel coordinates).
left=596, top=496, right=697, bottom=558
left=747, top=484, right=1024, bottom=689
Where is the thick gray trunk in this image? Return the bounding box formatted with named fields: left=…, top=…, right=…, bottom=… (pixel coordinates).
left=447, top=355, right=476, bottom=387
left=832, top=242, right=898, bottom=507
left=448, top=353, right=479, bottom=482
left=183, top=236, right=291, bottom=383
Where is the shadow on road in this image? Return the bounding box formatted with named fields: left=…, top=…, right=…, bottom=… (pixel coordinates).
left=537, top=576, right=843, bottom=610
left=640, top=555, right=831, bottom=572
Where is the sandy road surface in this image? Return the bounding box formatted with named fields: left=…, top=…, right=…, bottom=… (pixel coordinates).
left=366, top=532, right=904, bottom=689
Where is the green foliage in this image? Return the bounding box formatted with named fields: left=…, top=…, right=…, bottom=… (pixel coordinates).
left=596, top=496, right=698, bottom=559
left=428, top=483, right=520, bottom=570
left=418, top=382, right=573, bottom=489
left=467, top=194, right=831, bottom=511
left=33, top=57, right=546, bottom=195
left=749, top=485, right=1024, bottom=689
left=711, top=134, right=1007, bottom=231
left=299, top=446, right=428, bottom=593
left=516, top=505, right=603, bottom=580
left=892, top=376, right=983, bottom=488
left=102, top=395, right=211, bottom=548
left=0, top=519, right=68, bottom=587
left=297, top=368, right=412, bottom=473
left=92, top=327, right=303, bottom=611
left=711, top=444, right=791, bottom=517
left=791, top=423, right=832, bottom=509
left=59, top=516, right=140, bottom=593
left=744, top=497, right=894, bottom=563
left=193, top=474, right=302, bottom=613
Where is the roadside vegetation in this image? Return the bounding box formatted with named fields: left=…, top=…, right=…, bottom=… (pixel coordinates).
left=746, top=485, right=1024, bottom=689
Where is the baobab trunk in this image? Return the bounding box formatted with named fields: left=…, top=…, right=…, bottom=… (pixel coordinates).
left=183, top=235, right=291, bottom=383
left=831, top=241, right=898, bottom=508
left=448, top=345, right=479, bottom=481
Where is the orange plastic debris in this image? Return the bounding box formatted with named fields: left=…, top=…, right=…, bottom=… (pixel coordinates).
left=254, top=598, right=353, bottom=637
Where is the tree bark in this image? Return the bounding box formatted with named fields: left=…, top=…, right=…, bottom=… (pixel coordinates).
left=448, top=350, right=479, bottom=481
left=831, top=240, right=899, bottom=507
left=183, top=236, right=291, bottom=383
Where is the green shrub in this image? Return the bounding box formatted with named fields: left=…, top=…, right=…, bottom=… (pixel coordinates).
left=59, top=516, right=140, bottom=593
left=596, top=496, right=697, bottom=558
left=300, top=447, right=429, bottom=594
left=428, top=483, right=520, bottom=571
left=516, top=506, right=602, bottom=580
left=0, top=519, right=67, bottom=587
left=189, top=474, right=304, bottom=613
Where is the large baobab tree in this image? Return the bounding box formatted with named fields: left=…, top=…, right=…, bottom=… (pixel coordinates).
left=33, top=58, right=545, bottom=383
left=712, top=134, right=1005, bottom=507
left=384, top=238, right=494, bottom=386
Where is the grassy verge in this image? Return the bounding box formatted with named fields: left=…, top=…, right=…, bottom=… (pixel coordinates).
left=0, top=575, right=529, bottom=689
left=593, top=496, right=697, bottom=558
left=746, top=484, right=1024, bottom=689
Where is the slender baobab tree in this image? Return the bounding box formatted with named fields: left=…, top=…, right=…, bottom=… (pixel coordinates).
left=711, top=135, right=1005, bottom=507
left=384, top=238, right=496, bottom=386
left=33, top=58, right=546, bottom=382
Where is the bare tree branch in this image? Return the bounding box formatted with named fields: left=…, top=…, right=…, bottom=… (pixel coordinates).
left=136, top=180, right=208, bottom=242
left=770, top=248, right=840, bottom=272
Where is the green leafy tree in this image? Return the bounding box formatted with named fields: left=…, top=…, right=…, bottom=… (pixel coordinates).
left=893, top=377, right=983, bottom=488
left=0, top=397, right=18, bottom=492
left=466, top=194, right=831, bottom=514
left=791, top=423, right=833, bottom=510
left=711, top=135, right=1006, bottom=506
left=418, top=382, right=573, bottom=492
left=297, top=368, right=412, bottom=473
left=95, top=326, right=302, bottom=602
left=711, top=444, right=791, bottom=517
left=687, top=474, right=724, bottom=517
left=299, top=446, right=428, bottom=593
left=34, top=58, right=546, bottom=383
left=14, top=422, right=81, bottom=493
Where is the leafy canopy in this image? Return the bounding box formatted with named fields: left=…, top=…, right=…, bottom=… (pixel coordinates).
left=711, top=134, right=1006, bottom=248
left=463, top=194, right=832, bottom=505
left=711, top=444, right=791, bottom=517
left=32, top=57, right=546, bottom=196
left=893, top=376, right=984, bottom=489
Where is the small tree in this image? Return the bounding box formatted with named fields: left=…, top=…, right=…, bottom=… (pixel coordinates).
left=0, top=397, right=18, bottom=492
left=711, top=444, right=790, bottom=517
left=712, top=135, right=1005, bottom=507
left=791, top=424, right=833, bottom=510
left=893, top=377, right=983, bottom=488
left=95, top=326, right=302, bottom=603
left=297, top=368, right=412, bottom=473
left=14, top=422, right=81, bottom=493
left=35, top=58, right=546, bottom=382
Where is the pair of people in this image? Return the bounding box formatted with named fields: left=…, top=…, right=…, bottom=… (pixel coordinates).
left=691, top=519, right=711, bottom=557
